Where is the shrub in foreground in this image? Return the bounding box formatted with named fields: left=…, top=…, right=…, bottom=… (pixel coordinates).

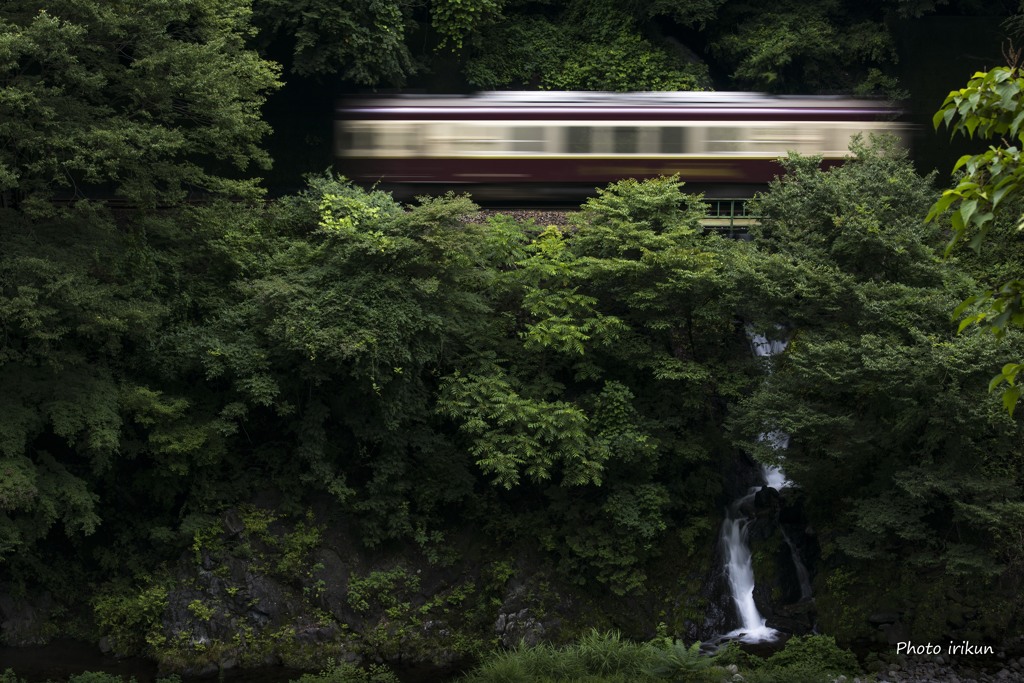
left=461, top=631, right=862, bottom=683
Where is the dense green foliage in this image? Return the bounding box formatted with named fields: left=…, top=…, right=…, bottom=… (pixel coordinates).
left=709, top=0, right=908, bottom=95
left=253, top=0, right=416, bottom=83
left=435, top=177, right=751, bottom=590
left=0, top=634, right=863, bottom=683
left=460, top=631, right=861, bottom=683
left=6, top=139, right=1024, bottom=662
left=245, top=0, right=1022, bottom=93
left=140, top=173, right=747, bottom=593
left=0, top=164, right=747, bottom=595
left=928, top=65, right=1024, bottom=413
left=461, top=1, right=713, bottom=91
left=3, top=0, right=1024, bottom=677
left=455, top=0, right=924, bottom=94
left=0, top=0, right=280, bottom=208
left=733, top=137, right=1024, bottom=638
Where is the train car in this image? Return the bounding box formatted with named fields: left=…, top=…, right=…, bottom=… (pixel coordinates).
left=333, top=91, right=909, bottom=201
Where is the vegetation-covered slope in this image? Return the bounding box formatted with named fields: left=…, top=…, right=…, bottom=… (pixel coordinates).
left=2, top=0, right=1024, bottom=678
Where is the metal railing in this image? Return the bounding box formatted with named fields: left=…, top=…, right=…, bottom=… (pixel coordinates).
left=702, top=198, right=758, bottom=236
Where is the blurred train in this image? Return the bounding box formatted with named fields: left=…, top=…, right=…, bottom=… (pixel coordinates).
left=333, top=91, right=910, bottom=205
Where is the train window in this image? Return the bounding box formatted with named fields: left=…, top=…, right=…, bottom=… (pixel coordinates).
left=449, top=125, right=500, bottom=154
left=661, top=127, right=684, bottom=154
left=638, top=127, right=660, bottom=153
left=511, top=127, right=545, bottom=153
left=613, top=127, right=639, bottom=154
left=351, top=126, right=375, bottom=152
left=406, top=127, right=426, bottom=154
left=567, top=127, right=591, bottom=153
left=379, top=126, right=408, bottom=152
left=696, top=125, right=827, bottom=155
left=336, top=124, right=375, bottom=154
left=706, top=127, right=744, bottom=153
left=335, top=125, right=354, bottom=155
left=482, top=126, right=506, bottom=153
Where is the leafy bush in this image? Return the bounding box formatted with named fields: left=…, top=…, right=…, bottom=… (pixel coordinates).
left=467, top=643, right=588, bottom=683
left=462, top=631, right=737, bottom=683
left=291, top=661, right=400, bottom=683
left=707, top=641, right=762, bottom=669
left=645, top=639, right=709, bottom=677
left=463, top=630, right=661, bottom=682
left=574, top=630, right=654, bottom=676
left=763, top=635, right=860, bottom=676
left=92, top=579, right=170, bottom=656
left=66, top=674, right=139, bottom=683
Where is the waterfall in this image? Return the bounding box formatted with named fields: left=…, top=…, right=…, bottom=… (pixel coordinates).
left=749, top=332, right=791, bottom=487
left=749, top=331, right=813, bottom=603
left=761, top=462, right=789, bottom=490
left=715, top=329, right=812, bottom=642
left=720, top=486, right=779, bottom=642
left=749, top=333, right=788, bottom=358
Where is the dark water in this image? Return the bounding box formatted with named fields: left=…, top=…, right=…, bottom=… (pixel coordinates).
left=1, top=640, right=162, bottom=682
left=0, top=640, right=463, bottom=683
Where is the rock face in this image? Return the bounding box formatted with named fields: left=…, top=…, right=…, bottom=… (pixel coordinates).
left=751, top=488, right=819, bottom=635
left=0, top=589, right=54, bottom=646
left=0, top=497, right=726, bottom=677
left=80, top=502, right=726, bottom=676
left=685, top=560, right=730, bottom=642
left=149, top=506, right=518, bottom=675
left=158, top=551, right=338, bottom=675
left=494, top=588, right=549, bottom=650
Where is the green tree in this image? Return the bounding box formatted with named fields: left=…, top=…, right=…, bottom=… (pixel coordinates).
left=160, top=177, right=520, bottom=546
left=438, top=177, right=752, bottom=590
left=253, top=0, right=415, bottom=83
left=642, top=0, right=728, bottom=26
left=463, top=0, right=711, bottom=91
left=0, top=0, right=278, bottom=569
left=928, top=64, right=1024, bottom=414
left=710, top=0, right=902, bottom=95
left=735, top=138, right=1024, bottom=635
left=431, top=0, right=504, bottom=51
left=0, top=0, right=280, bottom=208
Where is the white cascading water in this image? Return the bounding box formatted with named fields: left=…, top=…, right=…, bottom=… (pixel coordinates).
left=761, top=461, right=789, bottom=490
left=750, top=332, right=812, bottom=604
left=716, top=331, right=799, bottom=643
left=720, top=487, right=780, bottom=642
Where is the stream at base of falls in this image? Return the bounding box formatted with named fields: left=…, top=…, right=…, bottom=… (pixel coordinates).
left=721, top=507, right=775, bottom=641
left=712, top=330, right=812, bottom=645
left=718, top=466, right=784, bottom=644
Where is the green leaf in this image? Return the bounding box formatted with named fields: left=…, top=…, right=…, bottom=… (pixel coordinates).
left=959, top=198, right=978, bottom=225
left=965, top=115, right=980, bottom=138
left=991, top=182, right=1013, bottom=209
left=957, top=313, right=982, bottom=334
left=1010, top=109, right=1024, bottom=138
left=952, top=154, right=974, bottom=172
left=1002, top=384, right=1020, bottom=416
left=990, top=373, right=1007, bottom=393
